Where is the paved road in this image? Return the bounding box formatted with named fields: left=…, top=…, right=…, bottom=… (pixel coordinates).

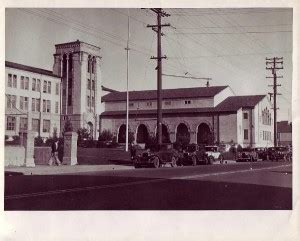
left=4, top=161, right=292, bottom=210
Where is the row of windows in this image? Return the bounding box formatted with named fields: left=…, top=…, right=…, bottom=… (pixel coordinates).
left=6, top=95, right=59, bottom=113
left=262, top=131, right=272, bottom=141
left=127, top=100, right=191, bottom=108
left=7, top=74, right=59, bottom=95
left=6, top=116, right=51, bottom=133
left=87, top=96, right=95, bottom=108
left=87, top=79, right=95, bottom=90
left=262, top=108, right=272, bottom=125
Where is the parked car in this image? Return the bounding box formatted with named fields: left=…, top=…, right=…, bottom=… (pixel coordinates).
left=133, top=144, right=180, bottom=168
left=178, top=144, right=208, bottom=166
left=267, top=146, right=291, bottom=161
left=205, top=146, right=225, bottom=164
left=236, top=148, right=258, bottom=162
left=254, top=147, right=268, bottom=161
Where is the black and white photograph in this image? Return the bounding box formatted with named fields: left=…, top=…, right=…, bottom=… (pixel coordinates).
left=1, top=1, right=299, bottom=241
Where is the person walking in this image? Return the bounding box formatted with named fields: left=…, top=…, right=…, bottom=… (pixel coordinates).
left=49, top=139, right=62, bottom=166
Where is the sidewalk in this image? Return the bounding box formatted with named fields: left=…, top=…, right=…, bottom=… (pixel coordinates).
left=5, top=164, right=134, bottom=176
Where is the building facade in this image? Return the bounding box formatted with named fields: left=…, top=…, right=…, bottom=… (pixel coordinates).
left=100, top=86, right=274, bottom=148
left=277, top=121, right=292, bottom=146
left=5, top=40, right=103, bottom=140
left=5, top=61, right=61, bottom=138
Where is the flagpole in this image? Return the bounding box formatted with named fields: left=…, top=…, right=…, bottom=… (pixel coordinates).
left=125, top=11, right=130, bottom=152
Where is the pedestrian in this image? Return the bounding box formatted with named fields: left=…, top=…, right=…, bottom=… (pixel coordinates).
left=49, top=139, right=62, bottom=166
left=130, top=143, right=137, bottom=160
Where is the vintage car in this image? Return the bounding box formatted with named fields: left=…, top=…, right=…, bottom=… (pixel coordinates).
left=178, top=144, right=208, bottom=166
left=236, top=148, right=258, bottom=162
left=267, top=146, right=291, bottom=161
left=254, top=147, right=268, bottom=161
left=133, top=144, right=180, bottom=168
left=205, top=146, right=225, bottom=164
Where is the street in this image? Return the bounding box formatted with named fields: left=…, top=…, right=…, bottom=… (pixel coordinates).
left=5, top=161, right=292, bottom=210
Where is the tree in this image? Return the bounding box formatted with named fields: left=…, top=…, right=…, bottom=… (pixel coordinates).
left=98, top=129, right=113, bottom=141
left=77, top=127, right=90, bottom=141
left=63, top=119, right=73, bottom=135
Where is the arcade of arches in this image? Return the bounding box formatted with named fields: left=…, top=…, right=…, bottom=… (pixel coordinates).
left=117, top=122, right=214, bottom=145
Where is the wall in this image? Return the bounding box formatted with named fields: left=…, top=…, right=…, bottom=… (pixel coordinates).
left=105, top=97, right=214, bottom=112
left=254, top=96, right=273, bottom=147
left=219, top=113, right=237, bottom=144
left=213, top=86, right=235, bottom=107
left=5, top=146, right=25, bottom=166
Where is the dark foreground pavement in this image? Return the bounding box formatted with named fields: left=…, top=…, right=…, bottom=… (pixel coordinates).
left=4, top=161, right=292, bottom=210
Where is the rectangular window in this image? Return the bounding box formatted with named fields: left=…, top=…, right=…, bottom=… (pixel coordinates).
left=56, top=83, right=59, bottom=95
left=20, top=117, right=28, bottom=131
left=20, top=96, right=28, bottom=110
left=244, top=129, right=249, bottom=140
left=87, top=96, right=90, bottom=107
left=43, top=80, right=47, bottom=93
left=25, top=77, right=29, bottom=90
left=32, top=98, right=36, bottom=112
left=8, top=74, right=12, bottom=87
left=6, top=116, right=16, bottom=131
left=32, top=78, right=36, bottom=91
left=32, top=119, right=40, bottom=132
left=36, top=99, right=40, bottom=112
left=91, top=97, right=94, bottom=107
left=6, top=95, right=16, bottom=109
left=91, top=62, right=94, bottom=74
left=87, top=61, right=90, bottom=73
left=92, top=80, right=95, bottom=90
left=87, top=79, right=91, bottom=90
left=146, top=102, right=152, bottom=107
left=13, top=75, right=17, bottom=88
left=43, top=119, right=50, bottom=133
left=47, top=100, right=51, bottom=113
left=37, top=79, right=41, bottom=92
left=24, top=97, right=28, bottom=111
left=184, top=100, right=191, bottom=105
left=243, top=113, right=248, bottom=119
left=68, top=78, right=72, bottom=89
left=21, top=76, right=25, bottom=89
left=55, top=101, right=59, bottom=113
left=129, top=103, right=134, bottom=107
left=43, top=100, right=46, bottom=112
left=47, top=82, right=51, bottom=94
left=68, top=95, right=72, bottom=106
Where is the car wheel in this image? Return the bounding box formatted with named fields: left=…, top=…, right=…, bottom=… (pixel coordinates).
left=153, top=156, right=160, bottom=168
left=219, top=155, right=224, bottom=164
left=208, top=156, right=214, bottom=165
left=192, top=155, right=197, bottom=166
left=171, top=156, right=177, bottom=167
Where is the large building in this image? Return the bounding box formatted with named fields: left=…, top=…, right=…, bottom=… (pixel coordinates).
left=5, top=40, right=103, bottom=139
left=5, top=40, right=274, bottom=147
left=277, top=121, right=292, bottom=146
left=100, top=86, right=274, bottom=147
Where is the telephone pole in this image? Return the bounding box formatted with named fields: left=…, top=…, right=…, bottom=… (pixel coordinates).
left=147, top=8, right=170, bottom=145
left=266, top=57, right=283, bottom=147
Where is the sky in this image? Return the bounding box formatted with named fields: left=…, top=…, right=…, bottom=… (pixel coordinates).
left=5, top=8, right=292, bottom=121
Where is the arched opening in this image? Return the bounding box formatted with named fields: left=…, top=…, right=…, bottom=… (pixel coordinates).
left=176, top=123, right=190, bottom=145
left=197, top=123, right=213, bottom=145
left=136, top=124, right=149, bottom=143
left=118, top=124, right=126, bottom=143
left=155, top=124, right=170, bottom=143
left=87, top=121, right=94, bottom=139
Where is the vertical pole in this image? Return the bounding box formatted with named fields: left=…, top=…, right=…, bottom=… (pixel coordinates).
left=274, top=71, right=277, bottom=147
left=157, top=11, right=162, bottom=146
left=60, top=56, right=63, bottom=136
left=66, top=54, right=69, bottom=115
left=125, top=13, right=130, bottom=152
left=89, top=57, right=92, bottom=113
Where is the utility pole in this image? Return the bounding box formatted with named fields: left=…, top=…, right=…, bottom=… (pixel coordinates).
left=147, top=8, right=170, bottom=146
left=125, top=13, right=130, bottom=152
left=266, top=57, right=283, bottom=147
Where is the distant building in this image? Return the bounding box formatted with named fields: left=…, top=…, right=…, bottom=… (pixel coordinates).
left=100, top=86, right=274, bottom=147
left=277, top=121, right=292, bottom=146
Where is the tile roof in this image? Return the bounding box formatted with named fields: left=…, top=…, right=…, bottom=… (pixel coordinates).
left=102, top=86, right=228, bottom=102
left=5, top=61, right=61, bottom=78
left=215, top=95, right=266, bottom=111
left=277, top=121, right=292, bottom=133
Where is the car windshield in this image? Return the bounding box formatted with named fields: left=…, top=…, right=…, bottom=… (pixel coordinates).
left=205, top=146, right=216, bottom=152
left=186, top=145, right=196, bottom=152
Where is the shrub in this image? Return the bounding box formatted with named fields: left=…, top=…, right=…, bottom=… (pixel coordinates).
left=5, top=135, right=9, bottom=140
left=63, top=119, right=73, bottom=133
left=78, top=127, right=90, bottom=142
left=34, top=136, right=44, bottom=146
left=98, top=129, right=113, bottom=142
left=236, top=144, right=243, bottom=152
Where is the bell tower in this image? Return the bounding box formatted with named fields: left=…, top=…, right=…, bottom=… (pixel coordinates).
left=53, top=40, right=102, bottom=139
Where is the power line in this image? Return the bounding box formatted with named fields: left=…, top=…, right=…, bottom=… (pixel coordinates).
left=170, top=30, right=292, bottom=35
left=174, top=23, right=292, bottom=30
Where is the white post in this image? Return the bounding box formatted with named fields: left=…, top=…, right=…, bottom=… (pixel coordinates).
left=125, top=12, right=130, bottom=152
